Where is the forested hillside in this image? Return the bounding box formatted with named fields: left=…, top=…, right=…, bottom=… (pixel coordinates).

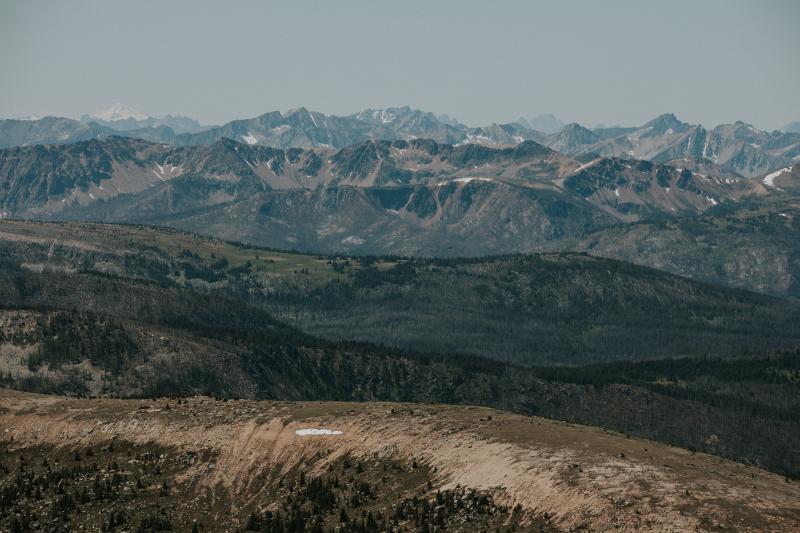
left=2, top=220, right=799, bottom=364
left=1, top=221, right=799, bottom=477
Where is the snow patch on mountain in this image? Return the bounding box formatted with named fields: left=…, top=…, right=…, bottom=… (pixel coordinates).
left=342, top=236, right=365, bottom=246
left=763, top=167, right=791, bottom=188
left=89, top=103, right=150, bottom=122
left=456, top=134, right=492, bottom=146
left=369, top=109, right=396, bottom=124
left=572, top=159, right=601, bottom=174
left=307, top=110, right=319, bottom=128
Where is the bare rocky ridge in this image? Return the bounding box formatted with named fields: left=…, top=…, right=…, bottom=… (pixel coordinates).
left=551, top=114, right=800, bottom=179
left=1, top=390, right=798, bottom=532
left=3, top=109, right=798, bottom=178
left=0, top=136, right=772, bottom=258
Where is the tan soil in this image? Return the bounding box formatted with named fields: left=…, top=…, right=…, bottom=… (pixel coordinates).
left=1, top=389, right=798, bottom=532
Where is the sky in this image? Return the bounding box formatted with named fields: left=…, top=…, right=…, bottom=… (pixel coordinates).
left=1, top=0, right=798, bottom=130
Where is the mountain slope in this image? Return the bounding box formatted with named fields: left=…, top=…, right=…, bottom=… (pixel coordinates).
left=562, top=156, right=764, bottom=222
left=2, top=390, right=798, bottom=532
left=0, top=136, right=770, bottom=256
left=4, top=110, right=798, bottom=178
left=548, top=113, right=800, bottom=178
left=0, top=116, right=114, bottom=149
left=547, top=122, right=600, bottom=153
left=3, top=220, right=799, bottom=366
left=561, top=195, right=800, bottom=297
left=1, top=220, right=799, bottom=478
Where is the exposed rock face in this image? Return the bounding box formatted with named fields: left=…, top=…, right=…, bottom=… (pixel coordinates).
left=552, top=114, right=800, bottom=178
left=0, top=136, right=767, bottom=257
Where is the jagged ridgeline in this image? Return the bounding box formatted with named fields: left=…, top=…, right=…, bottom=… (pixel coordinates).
left=1, top=221, right=799, bottom=478
left=3, top=132, right=800, bottom=299
left=2, top=109, right=799, bottom=178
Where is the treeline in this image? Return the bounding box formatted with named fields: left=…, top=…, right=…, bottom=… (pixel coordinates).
left=532, top=354, right=800, bottom=385
left=0, top=438, right=532, bottom=533
left=2, top=264, right=800, bottom=477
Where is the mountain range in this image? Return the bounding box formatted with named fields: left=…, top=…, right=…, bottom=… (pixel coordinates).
left=0, top=106, right=798, bottom=297
left=80, top=103, right=205, bottom=134
left=2, top=107, right=798, bottom=178
left=1, top=219, right=799, bottom=485
left=2, top=105, right=800, bottom=531
left=0, top=135, right=772, bottom=247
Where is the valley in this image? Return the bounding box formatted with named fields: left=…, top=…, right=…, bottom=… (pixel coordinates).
left=1, top=221, right=799, bottom=481
left=1, top=127, right=797, bottom=300
left=4, top=2, right=798, bottom=530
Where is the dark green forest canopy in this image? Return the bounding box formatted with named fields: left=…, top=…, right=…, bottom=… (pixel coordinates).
left=1, top=220, right=799, bottom=366
left=1, top=221, right=799, bottom=477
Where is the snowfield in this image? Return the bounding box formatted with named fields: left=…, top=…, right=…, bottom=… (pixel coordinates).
left=572, top=159, right=601, bottom=174
left=763, top=166, right=791, bottom=188
left=241, top=133, right=259, bottom=145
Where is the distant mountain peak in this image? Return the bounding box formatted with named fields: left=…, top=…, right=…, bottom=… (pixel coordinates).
left=516, top=114, right=564, bottom=134
left=730, top=120, right=764, bottom=133
left=558, top=122, right=599, bottom=140
left=353, top=106, right=440, bottom=125
left=546, top=122, right=599, bottom=153
left=644, top=113, right=686, bottom=132
left=283, top=107, right=320, bottom=117
left=563, top=122, right=590, bottom=131
left=88, top=103, right=150, bottom=122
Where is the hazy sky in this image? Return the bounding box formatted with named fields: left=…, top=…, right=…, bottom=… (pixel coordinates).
left=1, top=0, right=798, bottom=129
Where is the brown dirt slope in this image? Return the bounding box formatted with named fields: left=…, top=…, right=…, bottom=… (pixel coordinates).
left=1, top=389, right=798, bottom=531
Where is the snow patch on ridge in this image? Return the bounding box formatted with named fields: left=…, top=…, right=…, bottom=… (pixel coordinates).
left=436, top=177, right=494, bottom=186
left=295, top=429, right=343, bottom=436
left=456, top=134, right=492, bottom=146
left=341, top=236, right=365, bottom=246
left=572, top=159, right=601, bottom=174
left=763, top=167, right=791, bottom=189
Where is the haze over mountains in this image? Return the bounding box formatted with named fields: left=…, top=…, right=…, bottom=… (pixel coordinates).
left=80, top=103, right=205, bottom=134
left=515, top=113, right=564, bottom=134
left=784, top=121, right=800, bottom=134
left=3, top=105, right=798, bottom=178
